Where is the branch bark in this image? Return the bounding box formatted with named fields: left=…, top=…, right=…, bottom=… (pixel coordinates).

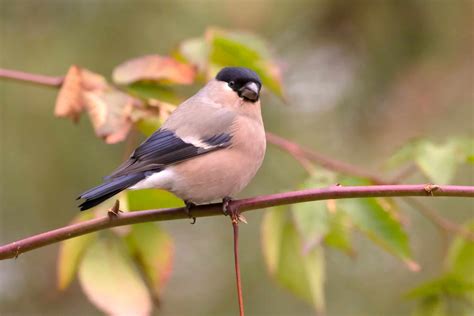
left=266, top=132, right=388, bottom=184
left=0, top=68, right=64, bottom=87
left=0, top=184, right=472, bottom=260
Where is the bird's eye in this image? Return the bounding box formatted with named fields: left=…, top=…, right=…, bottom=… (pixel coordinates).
left=228, top=81, right=235, bottom=88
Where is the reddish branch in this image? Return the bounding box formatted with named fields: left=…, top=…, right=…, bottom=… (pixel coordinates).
left=231, top=216, right=244, bottom=316
left=1, top=67, right=472, bottom=247
left=0, top=184, right=472, bottom=260
left=266, top=132, right=388, bottom=184
left=0, top=68, right=64, bottom=87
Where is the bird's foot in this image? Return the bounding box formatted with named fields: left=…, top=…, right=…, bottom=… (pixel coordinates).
left=184, top=200, right=197, bottom=224
left=222, top=196, right=247, bottom=224
left=222, top=196, right=232, bottom=216
left=107, top=200, right=123, bottom=218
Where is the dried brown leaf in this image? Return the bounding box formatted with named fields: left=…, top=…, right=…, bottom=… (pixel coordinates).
left=112, top=55, right=196, bottom=85
left=54, top=65, right=83, bottom=122
left=147, top=99, right=176, bottom=123
left=54, top=65, right=108, bottom=122
left=84, top=89, right=136, bottom=144
left=80, top=68, right=108, bottom=91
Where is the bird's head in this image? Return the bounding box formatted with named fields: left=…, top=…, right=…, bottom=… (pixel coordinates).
left=215, top=67, right=262, bottom=102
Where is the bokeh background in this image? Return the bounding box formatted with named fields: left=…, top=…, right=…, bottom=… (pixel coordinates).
left=1, top=1, right=473, bottom=315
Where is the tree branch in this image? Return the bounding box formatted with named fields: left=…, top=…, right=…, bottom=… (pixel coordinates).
left=1, top=67, right=472, bottom=248
left=0, top=68, right=64, bottom=87
left=266, top=132, right=388, bottom=184
left=266, top=132, right=474, bottom=239
left=0, top=184, right=472, bottom=260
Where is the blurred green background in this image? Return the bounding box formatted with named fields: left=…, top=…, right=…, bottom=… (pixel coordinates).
left=1, top=0, right=472, bottom=315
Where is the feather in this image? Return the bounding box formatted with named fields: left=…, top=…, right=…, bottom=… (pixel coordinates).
left=106, top=129, right=232, bottom=180
left=78, top=173, right=146, bottom=211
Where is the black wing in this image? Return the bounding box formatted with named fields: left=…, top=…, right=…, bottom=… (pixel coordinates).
left=105, top=129, right=232, bottom=180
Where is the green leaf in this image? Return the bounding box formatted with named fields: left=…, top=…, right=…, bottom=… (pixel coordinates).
left=292, top=171, right=354, bottom=255
left=79, top=237, right=152, bottom=316
left=340, top=197, right=417, bottom=269
left=136, top=118, right=162, bottom=137
left=324, top=210, right=354, bottom=255
left=127, top=82, right=180, bottom=104
left=407, top=275, right=474, bottom=299
left=261, top=206, right=286, bottom=274
left=415, top=140, right=460, bottom=184
left=125, top=189, right=184, bottom=211
left=407, top=275, right=474, bottom=316
left=208, top=29, right=284, bottom=98
left=292, top=171, right=336, bottom=252
left=127, top=223, right=174, bottom=299
left=407, top=221, right=474, bottom=316
left=411, top=296, right=446, bottom=316
left=262, top=207, right=325, bottom=313
left=458, top=138, right=474, bottom=164
left=385, top=139, right=418, bottom=169
left=386, top=138, right=473, bottom=182
left=57, top=212, right=97, bottom=290
left=292, top=201, right=330, bottom=251
left=446, top=220, right=474, bottom=283
left=175, top=37, right=209, bottom=72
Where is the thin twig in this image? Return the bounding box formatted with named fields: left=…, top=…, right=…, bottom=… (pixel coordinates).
left=404, top=197, right=474, bottom=241
left=266, top=132, right=388, bottom=184
left=389, top=163, right=419, bottom=183
left=0, top=68, right=64, bottom=87
left=231, top=216, right=244, bottom=316
left=0, top=184, right=472, bottom=260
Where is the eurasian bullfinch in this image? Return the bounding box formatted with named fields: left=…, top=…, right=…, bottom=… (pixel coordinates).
left=78, top=67, right=266, bottom=212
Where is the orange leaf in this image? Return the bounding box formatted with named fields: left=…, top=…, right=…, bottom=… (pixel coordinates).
left=80, top=68, right=108, bottom=91
left=54, top=65, right=108, bottom=122
left=112, top=55, right=196, bottom=85
left=54, top=65, right=83, bottom=121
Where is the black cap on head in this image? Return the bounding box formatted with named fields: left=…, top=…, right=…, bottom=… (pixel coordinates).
left=216, top=67, right=262, bottom=102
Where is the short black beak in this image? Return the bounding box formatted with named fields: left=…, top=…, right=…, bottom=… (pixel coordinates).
left=239, top=82, right=260, bottom=101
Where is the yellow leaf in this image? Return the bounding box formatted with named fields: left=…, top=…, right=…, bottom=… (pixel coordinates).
left=262, top=207, right=326, bottom=313
left=56, top=212, right=96, bottom=290
left=127, top=223, right=174, bottom=299
left=79, top=237, right=152, bottom=316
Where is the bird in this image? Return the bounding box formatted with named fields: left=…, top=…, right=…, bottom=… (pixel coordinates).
left=77, top=66, right=266, bottom=217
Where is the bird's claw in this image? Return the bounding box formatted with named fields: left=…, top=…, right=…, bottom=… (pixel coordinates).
left=184, top=201, right=197, bottom=224
left=222, top=196, right=247, bottom=224
left=222, top=196, right=232, bottom=216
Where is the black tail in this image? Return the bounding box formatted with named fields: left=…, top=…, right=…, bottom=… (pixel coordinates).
left=77, top=173, right=145, bottom=211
